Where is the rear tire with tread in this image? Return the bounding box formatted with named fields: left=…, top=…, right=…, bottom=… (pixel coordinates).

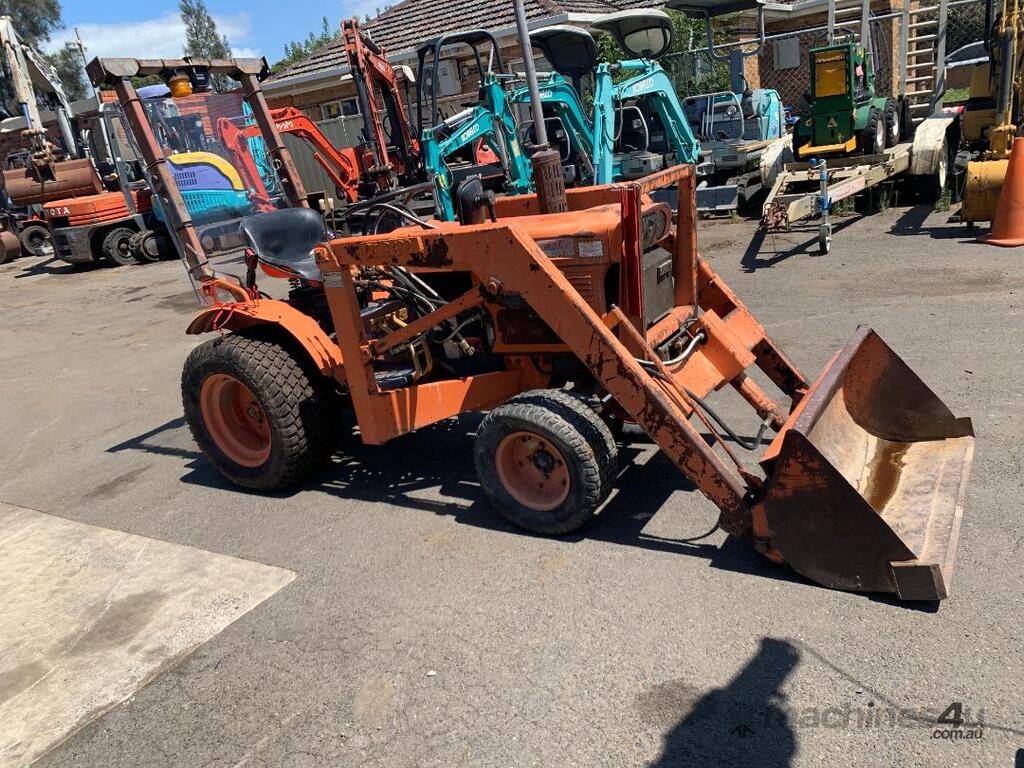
left=182, top=328, right=342, bottom=490
left=883, top=98, right=899, bottom=147
left=20, top=223, right=53, bottom=258
left=858, top=107, right=884, bottom=156
left=474, top=389, right=618, bottom=535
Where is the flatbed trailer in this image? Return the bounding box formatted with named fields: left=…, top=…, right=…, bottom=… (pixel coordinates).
left=760, top=115, right=955, bottom=253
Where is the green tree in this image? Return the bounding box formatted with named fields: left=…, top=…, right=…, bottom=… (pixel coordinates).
left=179, top=0, right=233, bottom=89
left=273, top=16, right=336, bottom=72
left=593, top=8, right=730, bottom=96
left=43, top=47, right=87, bottom=101
left=0, top=0, right=62, bottom=46
left=0, top=0, right=88, bottom=102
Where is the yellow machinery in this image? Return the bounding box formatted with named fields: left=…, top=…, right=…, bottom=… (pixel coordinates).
left=961, top=0, right=1024, bottom=224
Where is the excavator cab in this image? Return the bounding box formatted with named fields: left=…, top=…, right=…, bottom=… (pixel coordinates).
left=415, top=29, right=532, bottom=219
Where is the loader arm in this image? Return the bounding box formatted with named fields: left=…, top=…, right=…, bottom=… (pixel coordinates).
left=319, top=163, right=972, bottom=601
left=592, top=61, right=702, bottom=184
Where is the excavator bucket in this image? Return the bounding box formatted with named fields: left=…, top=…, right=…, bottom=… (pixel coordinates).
left=758, top=327, right=974, bottom=601
left=1, top=158, right=102, bottom=208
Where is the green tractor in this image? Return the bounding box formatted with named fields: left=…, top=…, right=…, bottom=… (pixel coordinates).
left=793, top=31, right=903, bottom=158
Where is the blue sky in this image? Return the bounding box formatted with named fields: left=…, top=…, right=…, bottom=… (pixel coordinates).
left=50, top=0, right=383, bottom=64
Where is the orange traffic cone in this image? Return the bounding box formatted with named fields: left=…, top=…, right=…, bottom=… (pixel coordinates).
left=983, top=137, right=1024, bottom=246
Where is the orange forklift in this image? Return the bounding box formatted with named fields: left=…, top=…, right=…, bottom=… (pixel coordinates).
left=92, top=54, right=974, bottom=602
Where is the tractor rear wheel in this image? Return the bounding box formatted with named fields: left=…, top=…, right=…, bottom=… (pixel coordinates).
left=182, top=329, right=343, bottom=490
left=883, top=98, right=900, bottom=147
left=100, top=227, right=137, bottom=267
left=474, top=389, right=618, bottom=535
left=858, top=107, right=885, bottom=156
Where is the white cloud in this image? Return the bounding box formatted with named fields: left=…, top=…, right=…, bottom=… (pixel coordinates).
left=47, top=12, right=261, bottom=61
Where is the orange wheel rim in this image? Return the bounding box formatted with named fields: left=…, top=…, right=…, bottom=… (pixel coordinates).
left=199, top=373, right=271, bottom=467
left=495, top=431, right=570, bottom=512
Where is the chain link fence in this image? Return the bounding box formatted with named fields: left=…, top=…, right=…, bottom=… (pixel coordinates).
left=660, top=0, right=985, bottom=110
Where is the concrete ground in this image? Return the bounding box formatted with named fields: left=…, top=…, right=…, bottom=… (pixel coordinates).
left=0, top=203, right=1021, bottom=767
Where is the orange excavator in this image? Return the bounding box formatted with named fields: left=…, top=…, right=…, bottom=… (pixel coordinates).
left=341, top=17, right=420, bottom=190
left=218, top=19, right=423, bottom=210
left=218, top=106, right=370, bottom=206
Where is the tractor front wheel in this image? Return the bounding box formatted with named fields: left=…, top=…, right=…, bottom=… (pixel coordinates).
left=474, top=390, right=618, bottom=535
left=858, top=107, right=885, bottom=156
left=182, top=329, right=343, bottom=490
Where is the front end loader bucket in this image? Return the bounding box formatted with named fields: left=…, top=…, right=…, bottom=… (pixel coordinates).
left=757, top=327, right=974, bottom=600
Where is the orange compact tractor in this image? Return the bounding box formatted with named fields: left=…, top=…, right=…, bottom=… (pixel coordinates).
left=92, top=57, right=974, bottom=602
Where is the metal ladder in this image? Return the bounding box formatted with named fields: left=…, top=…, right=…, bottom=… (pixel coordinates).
left=900, top=0, right=951, bottom=123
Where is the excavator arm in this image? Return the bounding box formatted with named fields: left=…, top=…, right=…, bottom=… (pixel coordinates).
left=592, top=60, right=702, bottom=184
left=423, top=76, right=532, bottom=221
left=511, top=73, right=595, bottom=180
left=342, top=18, right=420, bottom=186
left=218, top=106, right=371, bottom=205
left=215, top=116, right=278, bottom=212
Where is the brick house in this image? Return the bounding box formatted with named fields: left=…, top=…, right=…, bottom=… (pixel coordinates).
left=264, top=0, right=657, bottom=128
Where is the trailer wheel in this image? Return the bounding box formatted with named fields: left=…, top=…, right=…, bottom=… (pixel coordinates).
left=474, top=389, right=618, bottom=535
left=20, top=224, right=53, bottom=258
left=818, top=225, right=832, bottom=255
left=912, top=137, right=950, bottom=203
left=883, top=99, right=900, bottom=148
left=182, top=329, right=343, bottom=490
left=100, top=227, right=137, bottom=267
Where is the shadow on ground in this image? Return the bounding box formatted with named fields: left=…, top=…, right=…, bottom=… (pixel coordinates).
left=740, top=217, right=859, bottom=272
left=643, top=637, right=799, bottom=767
left=108, top=415, right=802, bottom=589
left=888, top=204, right=981, bottom=241
left=9, top=256, right=99, bottom=279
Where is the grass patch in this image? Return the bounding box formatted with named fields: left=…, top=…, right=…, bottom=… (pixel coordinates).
left=935, top=187, right=952, bottom=212
left=831, top=197, right=856, bottom=215
left=945, top=87, right=970, bottom=104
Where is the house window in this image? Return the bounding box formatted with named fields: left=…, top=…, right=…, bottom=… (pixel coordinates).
left=773, top=37, right=800, bottom=70
left=320, top=98, right=360, bottom=120
left=506, top=55, right=552, bottom=78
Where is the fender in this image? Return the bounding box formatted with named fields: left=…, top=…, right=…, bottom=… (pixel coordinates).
left=910, top=114, right=956, bottom=176
left=186, top=297, right=345, bottom=380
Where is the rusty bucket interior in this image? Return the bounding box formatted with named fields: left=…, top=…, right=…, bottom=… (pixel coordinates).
left=757, top=327, right=974, bottom=601
left=1, top=158, right=102, bottom=208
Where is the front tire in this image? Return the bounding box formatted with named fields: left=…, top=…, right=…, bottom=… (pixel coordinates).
left=883, top=98, right=900, bottom=147
left=182, top=329, right=343, bottom=490
left=474, top=389, right=618, bottom=535
left=20, top=223, right=53, bottom=258
left=858, top=107, right=884, bottom=156
left=100, top=226, right=137, bottom=267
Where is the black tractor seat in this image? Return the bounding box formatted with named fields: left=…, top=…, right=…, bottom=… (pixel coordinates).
left=240, top=207, right=326, bottom=283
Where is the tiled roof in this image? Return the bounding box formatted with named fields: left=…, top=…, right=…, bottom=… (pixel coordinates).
left=270, top=0, right=658, bottom=83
